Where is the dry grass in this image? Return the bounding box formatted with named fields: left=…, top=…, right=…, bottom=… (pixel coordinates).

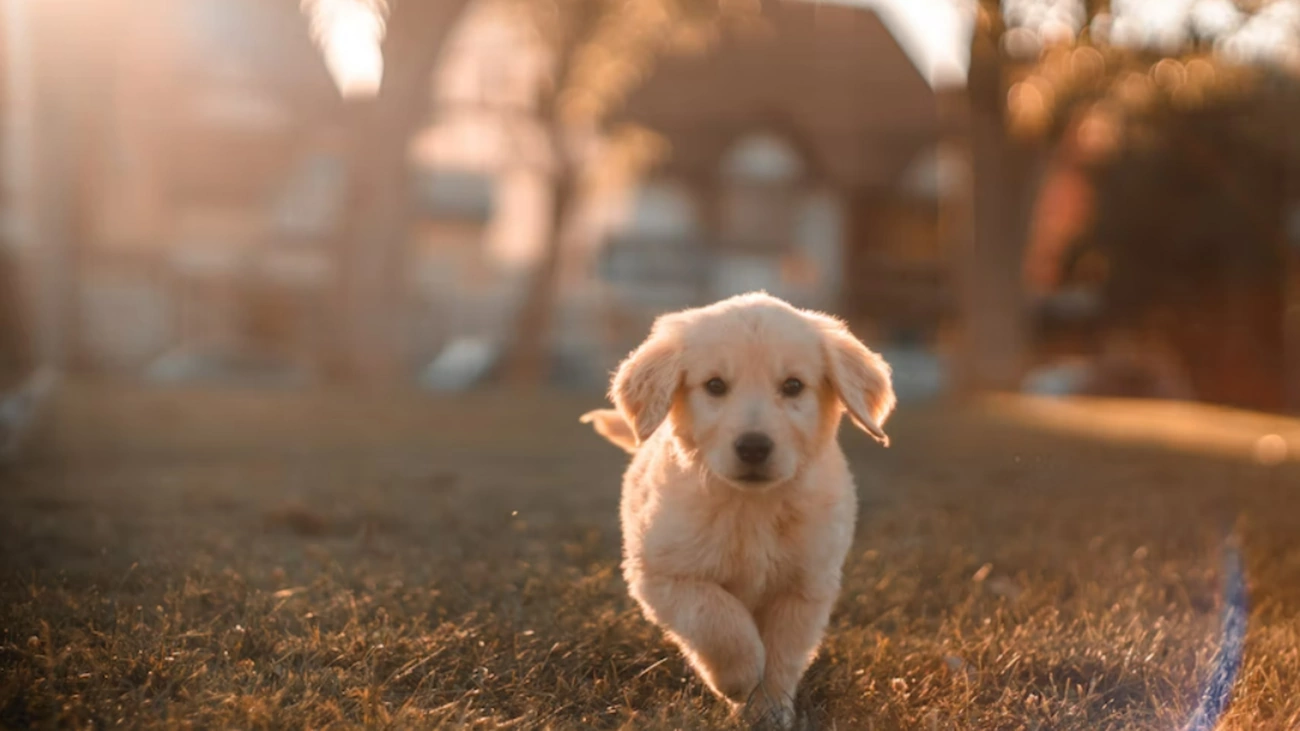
left=1, top=383, right=1298, bottom=730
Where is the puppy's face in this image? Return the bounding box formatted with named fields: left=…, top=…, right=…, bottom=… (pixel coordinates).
left=672, top=311, right=831, bottom=487
left=611, top=293, right=896, bottom=489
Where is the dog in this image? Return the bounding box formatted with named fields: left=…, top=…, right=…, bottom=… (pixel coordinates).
left=582, top=292, right=895, bottom=727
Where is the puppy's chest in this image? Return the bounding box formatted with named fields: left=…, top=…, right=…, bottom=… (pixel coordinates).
left=671, top=499, right=810, bottom=606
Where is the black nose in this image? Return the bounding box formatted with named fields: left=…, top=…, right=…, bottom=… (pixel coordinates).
left=734, top=432, right=774, bottom=465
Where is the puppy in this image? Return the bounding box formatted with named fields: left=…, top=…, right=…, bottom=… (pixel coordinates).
left=592, top=292, right=895, bottom=727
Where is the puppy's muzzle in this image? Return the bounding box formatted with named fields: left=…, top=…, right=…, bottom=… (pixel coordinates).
left=734, top=432, right=774, bottom=466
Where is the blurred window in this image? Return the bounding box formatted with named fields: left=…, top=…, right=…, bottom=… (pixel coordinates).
left=719, top=133, right=805, bottom=253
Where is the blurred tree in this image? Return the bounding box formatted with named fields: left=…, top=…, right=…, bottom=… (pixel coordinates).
left=0, top=3, right=27, bottom=385
left=950, top=0, right=1040, bottom=393
left=496, top=0, right=762, bottom=385
left=301, top=0, right=755, bottom=386
left=958, top=0, right=1300, bottom=409
left=1079, top=94, right=1293, bottom=409
left=0, top=254, right=32, bottom=387
left=302, top=0, right=476, bottom=383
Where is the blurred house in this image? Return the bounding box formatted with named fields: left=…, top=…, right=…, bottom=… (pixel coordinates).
left=408, top=0, right=951, bottom=391
left=11, top=0, right=1295, bottom=412
left=3, top=0, right=953, bottom=391
left=570, top=1, right=950, bottom=384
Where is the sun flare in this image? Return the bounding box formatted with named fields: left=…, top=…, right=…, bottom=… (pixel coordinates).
left=303, top=0, right=386, bottom=98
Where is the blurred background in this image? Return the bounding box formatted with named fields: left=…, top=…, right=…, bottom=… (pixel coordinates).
left=4, top=4, right=1300, bottom=727
left=1, top=0, right=1298, bottom=411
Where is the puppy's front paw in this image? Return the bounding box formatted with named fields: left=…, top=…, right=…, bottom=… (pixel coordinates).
left=708, top=648, right=765, bottom=704
left=739, top=692, right=796, bottom=730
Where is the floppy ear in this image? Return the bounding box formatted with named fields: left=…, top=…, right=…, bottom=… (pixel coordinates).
left=610, top=321, right=682, bottom=444
left=820, top=321, right=896, bottom=446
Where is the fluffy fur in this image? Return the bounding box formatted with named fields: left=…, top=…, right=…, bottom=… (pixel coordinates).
left=585, top=292, right=896, bottom=727
left=579, top=408, right=639, bottom=454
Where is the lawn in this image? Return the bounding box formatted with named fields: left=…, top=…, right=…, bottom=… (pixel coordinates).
left=2, top=383, right=1298, bottom=729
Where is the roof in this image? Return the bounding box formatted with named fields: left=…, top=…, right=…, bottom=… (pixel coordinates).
left=616, top=0, right=940, bottom=188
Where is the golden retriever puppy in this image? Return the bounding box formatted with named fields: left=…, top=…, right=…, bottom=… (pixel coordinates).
left=596, top=292, right=895, bottom=727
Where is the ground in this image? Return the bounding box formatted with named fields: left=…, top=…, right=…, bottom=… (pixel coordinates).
left=1, top=383, right=1298, bottom=730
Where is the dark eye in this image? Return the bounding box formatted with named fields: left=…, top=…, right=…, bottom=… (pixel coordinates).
left=781, top=378, right=805, bottom=397
left=705, top=377, right=728, bottom=396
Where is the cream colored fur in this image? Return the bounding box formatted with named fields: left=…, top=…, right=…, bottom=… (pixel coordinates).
left=587, top=292, right=895, bottom=727
left=579, top=408, right=639, bottom=454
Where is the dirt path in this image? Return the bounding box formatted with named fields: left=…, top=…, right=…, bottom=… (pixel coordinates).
left=1, top=383, right=1297, bottom=729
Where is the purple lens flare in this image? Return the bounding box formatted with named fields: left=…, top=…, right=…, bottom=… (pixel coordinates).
left=1182, top=538, right=1248, bottom=731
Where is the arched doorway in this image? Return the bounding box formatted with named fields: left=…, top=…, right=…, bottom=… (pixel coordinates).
left=712, top=131, right=844, bottom=311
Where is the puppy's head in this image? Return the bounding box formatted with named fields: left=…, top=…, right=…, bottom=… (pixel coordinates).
left=611, top=293, right=895, bottom=489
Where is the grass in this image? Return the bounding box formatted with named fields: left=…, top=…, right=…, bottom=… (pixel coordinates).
left=2, top=382, right=1298, bottom=729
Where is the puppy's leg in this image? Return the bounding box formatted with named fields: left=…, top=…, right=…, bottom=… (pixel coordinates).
left=749, top=592, right=836, bottom=726
left=632, top=576, right=765, bottom=704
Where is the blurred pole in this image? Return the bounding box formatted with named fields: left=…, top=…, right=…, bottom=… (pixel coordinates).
left=1288, top=230, right=1300, bottom=414
left=24, top=0, right=76, bottom=370
left=5, top=0, right=120, bottom=373
left=1, top=0, right=36, bottom=379
left=1287, top=87, right=1300, bottom=415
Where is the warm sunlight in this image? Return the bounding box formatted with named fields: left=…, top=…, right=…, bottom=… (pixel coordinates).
left=812, top=0, right=974, bottom=87
left=303, top=0, right=386, bottom=98
left=7, top=0, right=1300, bottom=726
left=298, top=0, right=1299, bottom=96
left=829, top=0, right=1300, bottom=88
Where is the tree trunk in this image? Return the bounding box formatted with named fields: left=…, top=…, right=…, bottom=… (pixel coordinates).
left=1281, top=138, right=1300, bottom=414
left=500, top=159, right=579, bottom=386
left=948, top=21, right=1039, bottom=394
left=332, top=0, right=472, bottom=385
left=493, top=0, right=615, bottom=389
left=1286, top=89, right=1300, bottom=414
left=0, top=0, right=33, bottom=384
left=1287, top=226, right=1300, bottom=413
